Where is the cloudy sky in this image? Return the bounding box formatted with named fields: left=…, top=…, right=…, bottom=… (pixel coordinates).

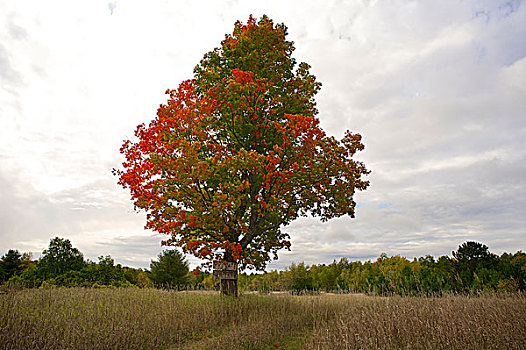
left=1, top=0, right=525, bottom=270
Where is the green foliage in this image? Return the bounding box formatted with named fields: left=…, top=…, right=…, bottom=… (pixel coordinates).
left=452, top=241, right=496, bottom=273
left=80, top=256, right=132, bottom=288
left=36, top=237, right=86, bottom=280
left=2, top=237, right=147, bottom=289
left=3, top=239, right=525, bottom=295
left=149, top=249, right=190, bottom=289
left=0, top=250, right=23, bottom=282
left=239, top=242, right=526, bottom=295
left=453, top=241, right=490, bottom=261
left=194, top=14, right=321, bottom=118
left=288, top=262, right=315, bottom=294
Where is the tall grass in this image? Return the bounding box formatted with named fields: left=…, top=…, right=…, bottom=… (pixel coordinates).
left=1, top=289, right=524, bottom=350
left=309, top=294, right=526, bottom=350
left=0, top=289, right=327, bottom=350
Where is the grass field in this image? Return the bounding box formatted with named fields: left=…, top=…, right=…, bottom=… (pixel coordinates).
left=1, top=289, right=525, bottom=350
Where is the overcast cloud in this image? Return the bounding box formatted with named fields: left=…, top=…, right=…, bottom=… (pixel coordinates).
left=1, top=0, right=525, bottom=270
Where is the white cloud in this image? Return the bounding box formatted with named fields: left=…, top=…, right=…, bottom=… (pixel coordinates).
left=1, top=0, right=525, bottom=269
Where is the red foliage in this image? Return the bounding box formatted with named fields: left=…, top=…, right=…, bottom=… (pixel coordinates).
left=114, top=16, right=369, bottom=270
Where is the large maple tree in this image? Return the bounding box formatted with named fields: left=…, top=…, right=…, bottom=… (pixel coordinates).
left=115, top=15, right=369, bottom=273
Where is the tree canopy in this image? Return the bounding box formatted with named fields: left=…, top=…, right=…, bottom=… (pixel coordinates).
left=149, top=250, right=189, bottom=289
left=0, top=250, right=23, bottom=282
left=114, top=15, right=369, bottom=270
left=37, top=237, right=85, bottom=279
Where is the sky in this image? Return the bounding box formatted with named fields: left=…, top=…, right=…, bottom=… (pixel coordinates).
left=1, top=0, right=525, bottom=270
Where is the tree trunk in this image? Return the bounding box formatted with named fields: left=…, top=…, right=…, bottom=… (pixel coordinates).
left=220, top=278, right=238, bottom=296
left=217, top=250, right=238, bottom=296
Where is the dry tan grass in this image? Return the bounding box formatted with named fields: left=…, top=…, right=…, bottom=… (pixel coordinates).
left=308, top=294, right=526, bottom=350
left=1, top=289, right=524, bottom=350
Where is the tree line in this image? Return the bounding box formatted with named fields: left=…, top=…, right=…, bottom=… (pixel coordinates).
left=241, top=241, right=526, bottom=295
left=1, top=238, right=524, bottom=295
left=0, top=237, right=193, bottom=289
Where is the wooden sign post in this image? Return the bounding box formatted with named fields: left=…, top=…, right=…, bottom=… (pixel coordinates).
left=213, top=261, right=238, bottom=296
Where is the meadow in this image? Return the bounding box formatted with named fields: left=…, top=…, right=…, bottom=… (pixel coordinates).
left=1, top=288, right=525, bottom=350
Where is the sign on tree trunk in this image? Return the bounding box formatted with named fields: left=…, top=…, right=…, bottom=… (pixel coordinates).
left=213, top=261, right=238, bottom=272
left=213, top=261, right=238, bottom=296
